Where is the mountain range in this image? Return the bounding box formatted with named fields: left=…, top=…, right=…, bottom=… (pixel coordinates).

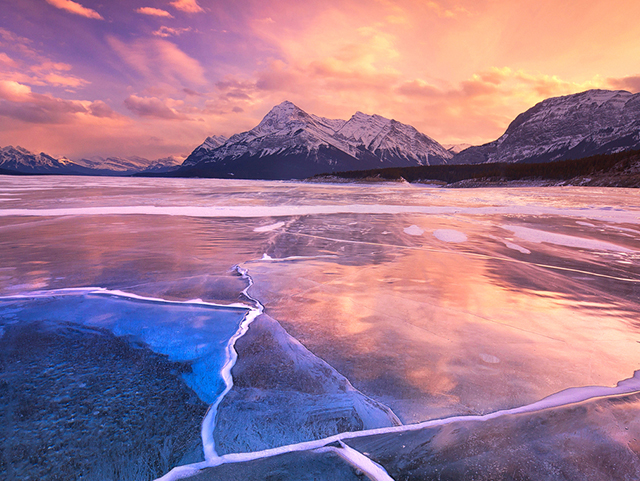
left=1, top=89, right=639, bottom=178
left=177, top=101, right=452, bottom=179
left=0, top=146, right=182, bottom=176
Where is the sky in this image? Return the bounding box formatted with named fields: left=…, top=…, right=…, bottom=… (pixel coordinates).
left=1, top=0, right=639, bottom=160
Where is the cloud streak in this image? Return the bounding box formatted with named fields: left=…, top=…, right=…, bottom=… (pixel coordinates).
left=136, top=7, right=173, bottom=18
left=45, top=0, right=103, bottom=20
left=153, top=26, right=192, bottom=38
left=107, top=37, right=206, bottom=87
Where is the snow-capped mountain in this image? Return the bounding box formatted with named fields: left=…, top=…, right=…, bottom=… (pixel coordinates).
left=444, top=143, right=473, bottom=154
left=180, top=101, right=451, bottom=179
left=0, top=146, right=185, bottom=176
left=0, top=145, right=86, bottom=174
left=140, top=155, right=184, bottom=173
left=74, top=155, right=152, bottom=173
left=180, top=135, right=228, bottom=167
left=75, top=155, right=184, bottom=174
left=453, top=89, right=640, bottom=164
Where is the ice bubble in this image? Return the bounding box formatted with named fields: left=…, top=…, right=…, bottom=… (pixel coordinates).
left=433, top=229, right=467, bottom=243
left=403, top=225, right=424, bottom=236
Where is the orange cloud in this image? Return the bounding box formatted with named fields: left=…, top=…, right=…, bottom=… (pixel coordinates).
left=45, top=0, right=103, bottom=20
left=136, top=7, right=173, bottom=18
left=170, top=0, right=204, bottom=14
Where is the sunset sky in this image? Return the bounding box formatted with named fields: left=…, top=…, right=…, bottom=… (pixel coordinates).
left=1, top=0, right=640, bottom=160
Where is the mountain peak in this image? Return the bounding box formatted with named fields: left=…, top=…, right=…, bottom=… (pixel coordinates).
left=266, top=100, right=304, bottom=115
left=255, top=101, right=311, bottom=134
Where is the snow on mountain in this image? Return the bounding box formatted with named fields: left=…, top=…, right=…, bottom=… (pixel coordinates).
left=180, top=101, right=451, bottom=179
left=453, top=89, right=640, bottom=164
left=0, top=145, right=85, bottom=174
left=140, top=155, right=184, bottom=173
left=74, top=155, right=153, bottom=173
left=335, top=111, right=452, bottom=165
left=201, top=135, right=228, bottom=150
left=444, top=143, right=473, bottom=154
left=0, top=146, right=186, bottom=175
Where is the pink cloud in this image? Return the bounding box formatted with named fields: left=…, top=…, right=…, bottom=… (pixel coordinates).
left=152, top=26, right=192, bottom=38
left=0, top=80, right=33, bottom=102
left=124, top=95, right=187, bottom=120
left=0, top=88, right=87, bottom=124
left=0, top=53, right=17, bottom=68
left=607, top=75, right=640, bottom=93
left=45, top=0, right=103, bottom=20
left=88, top=100, right=117, bottom=118
left=136, top=7, right=173, bottom=18
left=42, top=73, right=89, bottom=88
left=0, top=28, right=39, bottom=58
left=170, top=0, right=204, bottom=14
left=108, top=37, right=206, bottom=86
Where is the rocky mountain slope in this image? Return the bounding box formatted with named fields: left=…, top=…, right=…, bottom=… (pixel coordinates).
left=453, top=89, right=640, bottom=164
left=178, top=101, right=452, bottom=179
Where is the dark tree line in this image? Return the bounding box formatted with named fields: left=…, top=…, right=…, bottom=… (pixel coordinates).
left=316, top=149, right=640, bottom=184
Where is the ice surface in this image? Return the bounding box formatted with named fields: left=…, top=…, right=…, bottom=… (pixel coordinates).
left=1, top=176, right=639, bottom=480
left=0, top=290, right=249, bottom=405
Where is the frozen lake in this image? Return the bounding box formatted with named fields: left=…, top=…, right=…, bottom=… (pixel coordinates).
left=1, top=176, right=639, bottom=480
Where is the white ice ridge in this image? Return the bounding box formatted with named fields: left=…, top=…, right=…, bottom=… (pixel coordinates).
left=0, top=285, right=261, bottom=463
left=157, top=371, right=640, bottom=481
left=0, top=286, right=250, bottom=311
left=1, top=203, right=640, bottom=224
left=200, top=265, right=264, bottom=461
left=314, top=441, right=394, bottom=481
left=252, top=253, right=339, bottom=263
